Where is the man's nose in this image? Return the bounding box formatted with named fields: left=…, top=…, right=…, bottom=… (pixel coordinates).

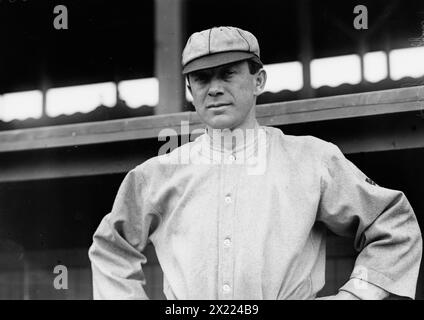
left=207, top=79, right=224, bottom=97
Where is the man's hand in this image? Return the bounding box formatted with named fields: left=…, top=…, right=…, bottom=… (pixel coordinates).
left=315, top=290, right=360, bottom=300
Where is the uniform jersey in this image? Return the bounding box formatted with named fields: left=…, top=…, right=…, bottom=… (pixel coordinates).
left=89, top=124, right=422, bottom=299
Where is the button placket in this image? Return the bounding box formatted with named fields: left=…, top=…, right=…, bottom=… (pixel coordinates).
left=221, top=193, right=233, bottom=298
left=219, top=163, right=240, bottom=299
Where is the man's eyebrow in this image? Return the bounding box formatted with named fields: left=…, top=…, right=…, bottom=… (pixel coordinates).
left=190, top=69, right=212, bottom=78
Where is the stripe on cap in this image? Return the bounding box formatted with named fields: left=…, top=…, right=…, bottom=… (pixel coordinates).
left=236, top=28, right=250, bottom=52
left=208, top=28, right=212, bottom=55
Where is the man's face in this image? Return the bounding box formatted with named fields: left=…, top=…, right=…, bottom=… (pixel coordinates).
left=187, top=60, right=266, bottom=130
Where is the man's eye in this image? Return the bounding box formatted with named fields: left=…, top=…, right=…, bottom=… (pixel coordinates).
left=221, top=70, right=234, bottom=79
left=192, top=75, right=208, bottom=83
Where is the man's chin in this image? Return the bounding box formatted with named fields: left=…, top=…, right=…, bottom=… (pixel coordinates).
left=204, top=116, right=237, bottom=130
left=207, top=120, right=237, bottom=130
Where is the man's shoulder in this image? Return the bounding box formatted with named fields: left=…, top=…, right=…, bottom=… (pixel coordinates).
left=265, top=126, right=339, bottom=157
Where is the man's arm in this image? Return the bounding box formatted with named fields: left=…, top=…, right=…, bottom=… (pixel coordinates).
left=317, top=143, right=422, bottom=300
left=88, top=168, right=161, bottom=299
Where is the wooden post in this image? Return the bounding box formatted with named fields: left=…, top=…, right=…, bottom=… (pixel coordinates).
left=41, top=84, right=48, bottom=119
left=384, top=33, right=392, bottom=80
left=297, top=0, right=314, bottom=98
left=359, top=36, right=367, bottom=84
left=40, top=56, right=50, bottom=119
left=154, top=0, right=186, bottom=115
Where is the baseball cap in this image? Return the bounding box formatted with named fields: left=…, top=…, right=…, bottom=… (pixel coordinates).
left=182, top=26, right=263, bottom=74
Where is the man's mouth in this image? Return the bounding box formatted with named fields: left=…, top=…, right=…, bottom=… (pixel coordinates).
left=206, top=103, right=231, bottom=109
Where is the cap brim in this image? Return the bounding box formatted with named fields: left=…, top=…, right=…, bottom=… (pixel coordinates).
left=182, top=51, right=263, bottom=74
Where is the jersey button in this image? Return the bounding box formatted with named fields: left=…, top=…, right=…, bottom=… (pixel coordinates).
left=223, top=284, right=231, bottom=293
left=224, top=238, right=232, bottom=247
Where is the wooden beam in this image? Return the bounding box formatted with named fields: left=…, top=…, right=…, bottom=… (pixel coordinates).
left=0, top=112, right=424, bottom=183
left=0, top=150, right=150, bottom=182
left=0, top=85, right=423, bottom=153
left=1, top=110, right=423, bottom=183
left=0, top=140, right=157, bottom=182
left=293, top=111, right=424, bottom=154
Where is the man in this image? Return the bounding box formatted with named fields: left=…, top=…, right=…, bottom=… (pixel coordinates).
left=88, top=26, right=422, bottom=300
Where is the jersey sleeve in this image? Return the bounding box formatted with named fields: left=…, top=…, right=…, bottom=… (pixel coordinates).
left=317, top=143, right=422, bottom=299
left=88, top=168, right=161, bottom=299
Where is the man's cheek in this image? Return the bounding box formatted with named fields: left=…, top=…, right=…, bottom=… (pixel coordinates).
left=191, top=97, right=202, bottom=111
left=192, top=94, right=204, bottom=109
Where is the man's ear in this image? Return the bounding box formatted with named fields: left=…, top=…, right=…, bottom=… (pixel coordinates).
left=186, top=77, right=192, bottom=94
left=253, top=68, right=267, bottom=96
